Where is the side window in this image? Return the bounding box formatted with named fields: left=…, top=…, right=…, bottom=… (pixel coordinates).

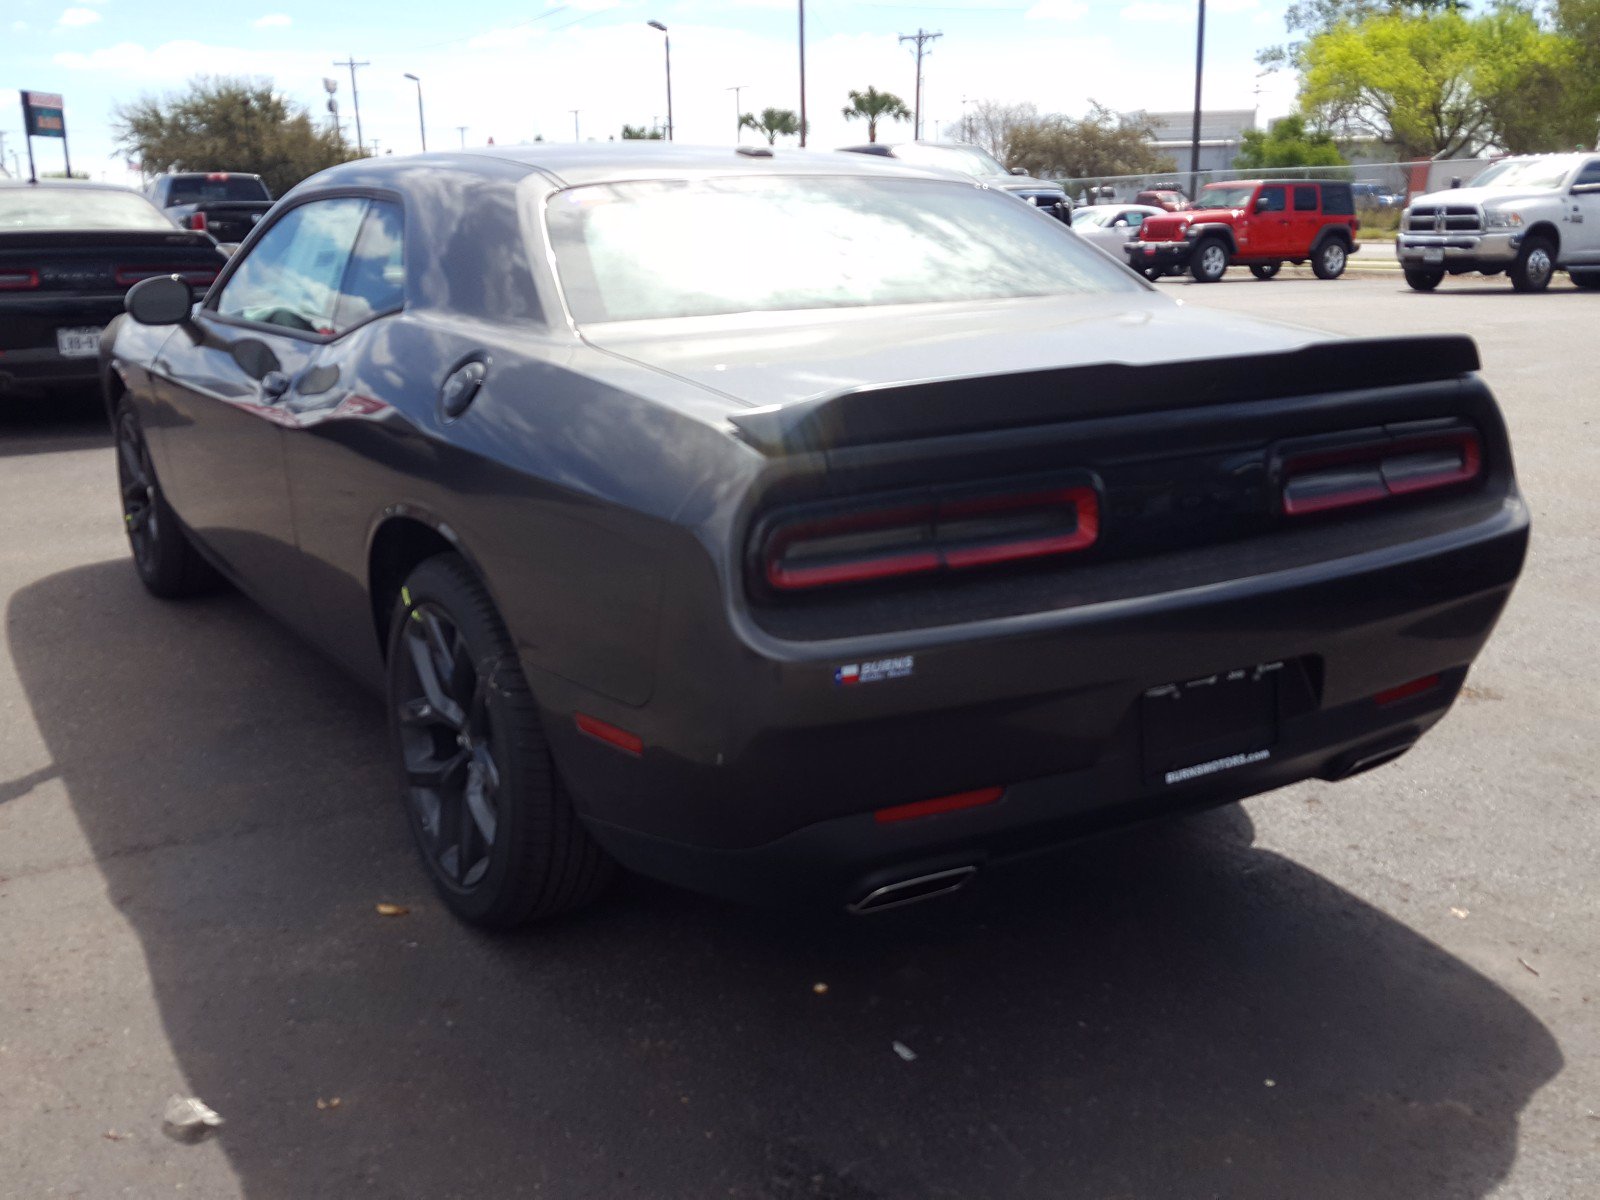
left=1322, top=184, right=1355, bottom=215
left=1575, top=160, right=1600, bottom=186
left=214, top=197, right=368, bottom=335
left=1125, top=210, right=1146, bottom=227
left=333, top=200, right=405, bottom=331
left=1256, top=186, right=1286, bottom=213
left=1294, top=185, right=1319, bottom=212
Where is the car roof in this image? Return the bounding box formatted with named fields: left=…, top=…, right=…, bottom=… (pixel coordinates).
left=307, top=143, right=953, bottom=190
left=0, top=178, right=143, bottom=193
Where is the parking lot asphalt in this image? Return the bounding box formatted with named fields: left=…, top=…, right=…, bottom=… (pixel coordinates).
left=1, top=275, right=1596, bottom=1200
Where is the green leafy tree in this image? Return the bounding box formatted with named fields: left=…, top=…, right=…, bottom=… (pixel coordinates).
left=1299, top=6, right=1600, bottom=157
left=1004, top=103, right=1175, bottom=178
left=738, top=108, right=806, bottom=145
left=113, top=76, right=356, bottom=197
left=1234, top=114, right=1348, bottom=168
left=620, top=124, right=664, bottom=140
left=1259, top=0, right=1468, bottom=67
left=841, top=87, right=911, bottom=143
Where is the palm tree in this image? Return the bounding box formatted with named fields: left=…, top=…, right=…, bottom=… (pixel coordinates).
left=841, top=87, right=912, bottom=143
left=738, top=108, right=805, bottom=146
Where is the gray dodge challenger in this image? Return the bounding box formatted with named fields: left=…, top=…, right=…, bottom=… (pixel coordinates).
left=100, top=145, right=1527, bottom=926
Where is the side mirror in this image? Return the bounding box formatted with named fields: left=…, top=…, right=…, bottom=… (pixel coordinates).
left=126, top=275, right=195, bottom=326
left=1009, top=166, right=1027, bottom=176
left=1450, top=177, right=1462, bottom=189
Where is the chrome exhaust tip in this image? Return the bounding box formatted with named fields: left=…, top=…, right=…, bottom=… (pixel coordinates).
left=848, top=865, right=977, bottom=915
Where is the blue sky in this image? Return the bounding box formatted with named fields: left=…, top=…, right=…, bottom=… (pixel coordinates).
left=3, top=0, right=1301, bottom=181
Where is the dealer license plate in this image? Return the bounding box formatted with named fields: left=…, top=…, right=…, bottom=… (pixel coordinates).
left=1142, top=663, right=1281, bottom=787
left=1422, top=248, right=1444, bottom=265
left=56, top=326, right=102, bottom=358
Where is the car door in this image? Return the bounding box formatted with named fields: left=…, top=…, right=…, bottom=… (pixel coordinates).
left=1567, top=158, right=1600, bottom=263
left=1249, top=186, right=1289, bottom=257
left=1289, top=184, right=1322, bottom=257
left=148, top=195, right=369, bottom=622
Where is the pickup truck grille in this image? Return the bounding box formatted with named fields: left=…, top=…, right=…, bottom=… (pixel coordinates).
left=1406, top=205, right=1482, bottom=234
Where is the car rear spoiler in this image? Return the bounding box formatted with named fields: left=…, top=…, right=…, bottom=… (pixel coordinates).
left=727, top=335, right=1481, bottom=456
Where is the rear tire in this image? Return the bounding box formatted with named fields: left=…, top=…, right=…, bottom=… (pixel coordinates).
left=1190, top=238, right=1228, bottom=283
left=1509, top=235, right=1555, bottom=293
left=1249, top=262, right=1281, bottom=280
left=387, top=553, right=615, bottom=928
left=1569, top=269, right=1600, bottom=291
left=114, top=401, right=221, bottom=599
left=1311, top=238, right=1348, bottom=280
left=1404, top=267, right=1445, bottom=292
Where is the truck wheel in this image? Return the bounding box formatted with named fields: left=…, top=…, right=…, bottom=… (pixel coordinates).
left=1311, top=239, right=1348, bottom=280
left=1249, top=263, right=1281, bottom=281
left=1509, top=235, right=1555, bottom=292
left=387, top=553, right=616, bottom=927
left=1404, top=267, right=1445, bottom=292
left=1569, top=269, right=1600, bottom=290
left=1190, top=238, right=1228, bottom=283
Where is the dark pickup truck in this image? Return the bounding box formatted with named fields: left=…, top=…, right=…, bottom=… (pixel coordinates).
left=145, top=172, right=273, bottom=244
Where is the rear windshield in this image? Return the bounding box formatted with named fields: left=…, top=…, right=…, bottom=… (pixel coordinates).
left=546, top=175, right=1141, bottom=324
left=0, top=187, right=176, bottom=231
left=162, top=175, right=271, bottom=205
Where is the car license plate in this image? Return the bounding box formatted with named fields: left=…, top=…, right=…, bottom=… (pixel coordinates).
left=1423, top=248, right=1444, bottom=265
left=55, top=326, right=102, bottom=358
left=1142, top=663, right=1281, bottom=787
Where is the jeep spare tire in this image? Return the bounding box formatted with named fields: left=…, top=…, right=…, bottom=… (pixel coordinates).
left=1249, top=263, right=1281, bottom=280
left=1190, top=238, right=1228, bottom=283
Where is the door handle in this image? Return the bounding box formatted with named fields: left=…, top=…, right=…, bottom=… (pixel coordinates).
left=259, top=370, right=291, bottom=402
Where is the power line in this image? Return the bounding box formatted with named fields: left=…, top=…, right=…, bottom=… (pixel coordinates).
left=898, top=29, right=942, bottom=141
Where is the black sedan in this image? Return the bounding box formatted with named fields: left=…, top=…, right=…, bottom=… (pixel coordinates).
left=100, top=145, right=1527, bottom=926
left=0, top=180, right=225, bottom=399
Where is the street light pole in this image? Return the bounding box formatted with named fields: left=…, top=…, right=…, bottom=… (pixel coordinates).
left=456, top=125, right=468, bottom=149
left=1189, top=0, right=1206, bottom=199
left=647, top=21, right=673, bottom=141
left=403, top=73, right=427, bottom=152
left=726, top=85, right=748, bottom=143
left=797, top=0, right=807, bottom=147
left=571, top=110, right=581, bottom=141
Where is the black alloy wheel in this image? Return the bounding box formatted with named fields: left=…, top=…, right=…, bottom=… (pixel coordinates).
left=387, top=554, right=614, bottom=926
left=115, top=402, right=218, bottom=598
left=1249, top=262, right=1281, bottom=280
left=1404, top=266, right=1445, bottom=292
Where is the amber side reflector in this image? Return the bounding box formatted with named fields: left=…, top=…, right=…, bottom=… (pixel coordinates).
left=575, top=713, right=643, bottom=756
left=1373, top=674, right=1441, bottom=707
left=874, top=786, right=1004, bottom=825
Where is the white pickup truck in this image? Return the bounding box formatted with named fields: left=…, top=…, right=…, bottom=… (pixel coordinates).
left=1396, top=152, right=1600, bottom=292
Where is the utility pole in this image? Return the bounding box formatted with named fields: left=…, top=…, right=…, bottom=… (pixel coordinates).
left=726, top=85, right=748, bottom=143
left=1189, top=0, right=1206, bottom=199
left=797, top=0, right=807, bottom=147
left=571, top=110, right=581, bottom=141
left=333, top=56, right=369, bottom=155
left=456, top=125, right=468, bottom=149
left=899, top=29, right=942, bottom=141
left=647, top=21, right=673, bottom=141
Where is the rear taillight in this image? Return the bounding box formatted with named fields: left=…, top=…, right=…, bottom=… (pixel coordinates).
left=114, top=266, right=218, bottom=288
left=187, top=212, right=208, bottom=232
left=1280, top=427, right=1482, bottom=517
left=0, top=268, right=40, bottom=291
left=759, top=482, right=1099, bottom=592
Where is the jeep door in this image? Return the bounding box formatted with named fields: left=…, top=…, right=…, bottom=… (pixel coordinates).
left=1249, top=186, right=1289, bottom=258
left=1289, top=185, right=1323, bottom=258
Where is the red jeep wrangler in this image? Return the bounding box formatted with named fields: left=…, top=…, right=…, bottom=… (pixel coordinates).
left=1126, top=179, right=1360, bottom=283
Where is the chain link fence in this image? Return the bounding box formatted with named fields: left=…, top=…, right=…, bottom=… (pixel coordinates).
left=1059, top=157, right=1499, bottom=215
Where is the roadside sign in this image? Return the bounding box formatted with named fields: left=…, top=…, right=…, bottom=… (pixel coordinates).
left=22, top=92, right=66, bottom=138
left=18, top=90, right=72, bottom=182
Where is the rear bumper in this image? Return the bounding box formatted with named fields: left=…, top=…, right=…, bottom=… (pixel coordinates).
left=546, top=494, right=1528, bottom=905
left=0, top=295, right=123, bottom=392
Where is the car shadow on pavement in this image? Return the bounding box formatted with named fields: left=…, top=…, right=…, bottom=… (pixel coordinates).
left=0, top=389, right=109, bottom=458
left=9, top=560, right=1562, bottom=1200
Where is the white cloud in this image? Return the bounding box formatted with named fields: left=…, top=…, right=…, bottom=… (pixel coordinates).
left=1025, top=1, right=1088, bottom=21
left=57, top=7, right=103, bottom=26
left=252, top=13, right=292, bottom=28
